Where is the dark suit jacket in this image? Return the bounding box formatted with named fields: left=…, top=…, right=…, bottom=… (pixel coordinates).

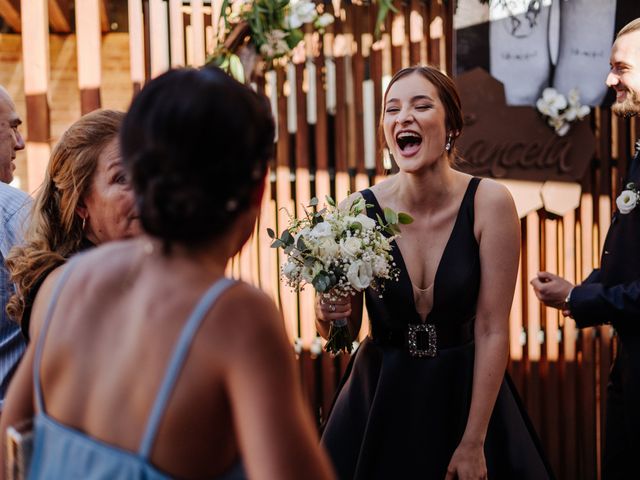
left=569, top=148, right=640, bottom=335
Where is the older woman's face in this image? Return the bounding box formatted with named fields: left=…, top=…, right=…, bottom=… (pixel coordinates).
left=82, top=138, right=141, bottom=244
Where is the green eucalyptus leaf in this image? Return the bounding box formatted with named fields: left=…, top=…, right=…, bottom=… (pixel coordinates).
left=376, top=213, right=385, bottom=227
left=267, top=228, right=276, bottom=239
left=398, top=212, right=414, bottom=225
left=281, top=229, right=294, bottom=245
left=228, top=54, right=245, bottom=83
left=383, top=207, right=398, bottom=225
left=304, top=256, right=318, bottom=267
left=312, top=272, right=331, bottom=293
left=296, top=236, right=307, bottom=251
left=326, top=195, right=336, bottom=207
left=309, top=197, right=319, bottom=207
left=270, top=239, right=285, bottom=248
left=284, top=244, right=294, bottom=254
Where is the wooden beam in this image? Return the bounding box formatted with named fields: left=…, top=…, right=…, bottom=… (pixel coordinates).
left=48, top=0, right=70, bottom=33
left=99, top=0, right=109, bottom=33
left=0, top=0, right=21, bottom=33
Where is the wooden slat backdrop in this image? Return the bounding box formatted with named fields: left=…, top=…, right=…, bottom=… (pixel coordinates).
left=129, top=1, right=638, bottom=478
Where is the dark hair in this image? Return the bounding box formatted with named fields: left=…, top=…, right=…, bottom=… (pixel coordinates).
left=380, top=65, right=464, bottom=159
left=120, top=66, right=274, bottom=249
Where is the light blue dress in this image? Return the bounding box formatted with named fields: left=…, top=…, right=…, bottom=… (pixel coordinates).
left=28, top=260, right=246, bottom=479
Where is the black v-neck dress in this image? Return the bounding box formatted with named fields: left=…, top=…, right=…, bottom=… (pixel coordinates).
left=320, top=178, right=554, bottom=479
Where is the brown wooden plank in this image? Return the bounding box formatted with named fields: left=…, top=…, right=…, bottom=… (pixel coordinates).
left=99, top=0, right=110, bottom=33
left=537, top=212, right=550, bottom=452
left=25, top=94, right=50, bottom=142
left=368, top=2, right=384, bottom=178
left=408, top=0, right=421, bottom=65
left=443, top=0, right=454, bottom=74
left=0, top=0, right=21, bottom=32
left=49, top=0, right=71, bottom=32
left=391, top=5, right=403, bottom=74
left=350, top=2, right=365, bottom=176
left=80, top=88, right=101, bottom=114
left=334, top=43, right=348, bottom=179
left=427, top=1, right=441, bottom=68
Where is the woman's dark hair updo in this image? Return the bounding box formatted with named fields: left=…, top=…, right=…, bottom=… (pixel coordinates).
left=120, top=66, right=274, bottom=249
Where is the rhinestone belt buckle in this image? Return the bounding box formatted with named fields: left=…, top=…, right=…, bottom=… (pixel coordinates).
left=407, top=323, right=437, bottom=358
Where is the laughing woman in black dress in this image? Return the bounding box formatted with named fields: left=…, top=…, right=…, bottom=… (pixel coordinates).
left=316, top=66, right=554, bottom=480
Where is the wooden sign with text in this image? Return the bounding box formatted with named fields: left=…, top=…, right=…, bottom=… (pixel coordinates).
left=453, top=68, right=595, bottom=183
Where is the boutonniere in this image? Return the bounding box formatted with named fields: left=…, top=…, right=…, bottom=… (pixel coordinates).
left=616, top=182, right=639, bottom=214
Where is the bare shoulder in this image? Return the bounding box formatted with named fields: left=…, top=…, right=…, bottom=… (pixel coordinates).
left=204, top=282, right=286, bottom=352
left=475, top=178, right=515, bottom=208
left=475, top=178, right=517, bottom=220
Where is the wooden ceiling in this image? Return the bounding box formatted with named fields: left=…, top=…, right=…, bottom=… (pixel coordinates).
left=0, top=0, right=112, bottom=34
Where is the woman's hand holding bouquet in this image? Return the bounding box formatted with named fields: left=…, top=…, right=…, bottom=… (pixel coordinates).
left=269, top=195, right=412, bottom=355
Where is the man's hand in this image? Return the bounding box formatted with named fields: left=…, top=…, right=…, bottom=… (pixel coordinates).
left=530, top=271, right=574, bottom=315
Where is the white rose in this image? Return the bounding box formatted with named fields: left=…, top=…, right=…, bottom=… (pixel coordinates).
left=616, top=190, right=638, bottom=214
left=314, top=236, right=340, bottom=258
left=309, top=221, right=333, bottom=239
left=353, top=213, right=376, bottom=230
left=340, top=237, right=362, bottom=259
left=294, top=226, right=311, bottom=242
left=346, top=259, right=374, bottom=291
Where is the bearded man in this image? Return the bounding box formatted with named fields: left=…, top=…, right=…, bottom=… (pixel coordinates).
left=531, top=18, right=640, bottom=480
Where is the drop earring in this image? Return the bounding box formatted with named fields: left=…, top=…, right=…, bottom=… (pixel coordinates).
left=445, top=133, right=453, bottom=152
left=81, top=217, right=86, bottom=231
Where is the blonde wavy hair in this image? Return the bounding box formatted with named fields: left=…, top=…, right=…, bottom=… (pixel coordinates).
left=6, top=109, right=124, bottom=322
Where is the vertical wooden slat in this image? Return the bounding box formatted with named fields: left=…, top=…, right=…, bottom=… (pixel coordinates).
left=294, top=59, right=315, bottom=347
left=351, top=3, right=365, bottom=178
left=275, top=66, right=298, bottom=341
left=128, top=0, right=145, bottom=93
left=408, top=0, right=422, bottom=65
left=190, top=0, right=206, bottom=66
left=333, top=20, right=349, bottom=200
left=149, top=0, right=169, bottom=78
left=21, top=0, right=50, bottom=192
left=390, top=5, right=403, bottom=74
left=525, top=213, right=541, bottom=430
left=543, top=216, right=559, bottom=473
left=314, top=38, right=330, bottom=206
left=168, top=0, right=185, bottom=67
left=75, top=0, right=101, bottom=114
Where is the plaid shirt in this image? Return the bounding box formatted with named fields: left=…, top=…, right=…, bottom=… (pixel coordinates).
left=0, top=182, right=31, bottom=409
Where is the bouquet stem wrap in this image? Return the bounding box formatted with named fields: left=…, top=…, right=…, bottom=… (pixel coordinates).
left=325, top=317, right=352, bottom=355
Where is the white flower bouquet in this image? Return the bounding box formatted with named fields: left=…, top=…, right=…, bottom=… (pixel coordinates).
left=536, top=87, right=590, bottom=136
left=268, top=196, right=412, bottom=355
